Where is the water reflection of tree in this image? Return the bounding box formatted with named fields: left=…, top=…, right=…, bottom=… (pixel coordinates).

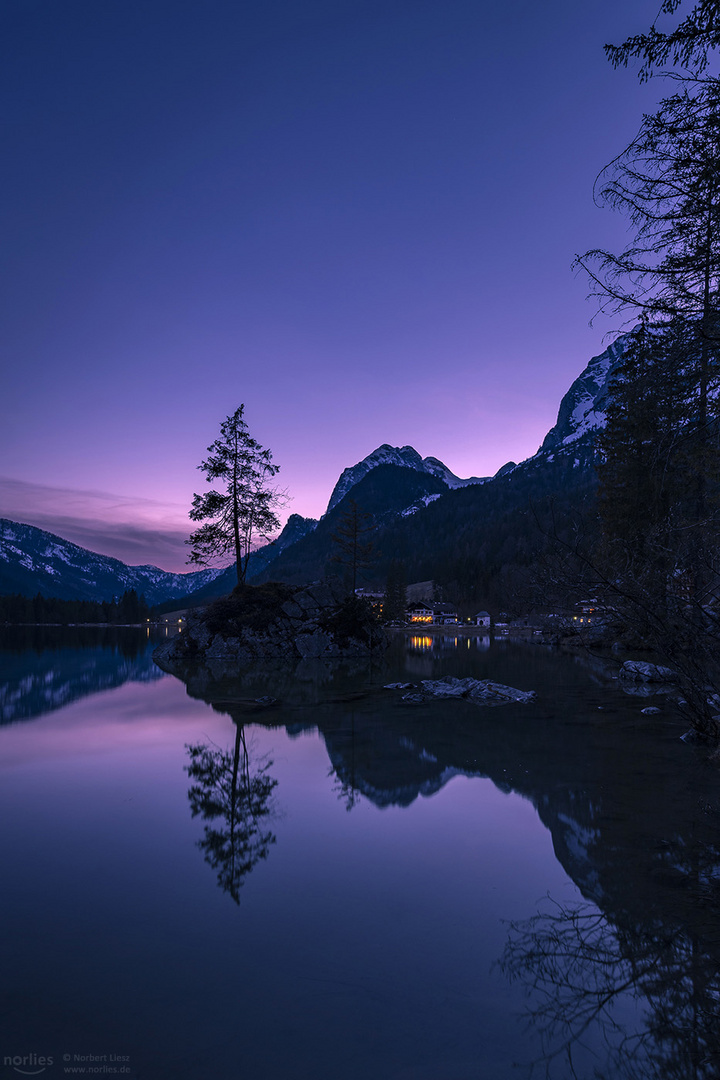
left=328, top=711, right=361, bottom=811
left=185, top=725, right=277, bottom=903
left=499, top=897, right=720, bottom=1080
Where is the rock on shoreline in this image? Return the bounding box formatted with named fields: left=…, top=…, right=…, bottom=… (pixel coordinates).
left=153, top=581, right=387, bottom=672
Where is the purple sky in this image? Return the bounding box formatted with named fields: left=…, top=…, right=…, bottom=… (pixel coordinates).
left=1, top=0, right=667, bottom=570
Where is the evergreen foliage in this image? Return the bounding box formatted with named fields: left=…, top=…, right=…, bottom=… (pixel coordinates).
left=0, top=589, right=149, bottom=624
left=203, top=582, right=296, bottom=636
left=330, top=499, right=377, bottom=595
left=605, top=0, right=720, bottom=79
left=383, top=560, right=407, bottom=622
left=578, top=83, right=720, bottom=338
left=186, top=728, right=277, bottom=904
left=187, top=405, right=284, bottom=587
left=597, top=320, right=691, bottom=553
left=574, top=9, right=720, bottom=739
left=318, top=594, right=380, bottom=647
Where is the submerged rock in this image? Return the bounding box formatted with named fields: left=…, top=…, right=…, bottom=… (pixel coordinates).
left=420, top=677, right=469, bottom=699
left=681, top=728, right=709, bottom=744
left=412, top=676, right=535, bottom=705
left=619, top=661, right=678, bottom=683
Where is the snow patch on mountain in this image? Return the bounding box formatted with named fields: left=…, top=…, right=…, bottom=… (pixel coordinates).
left=326, top=444, right=487, bottom=513
left=401, top=493, right=443, bottom=518
left=421, top=456, right=486, bottom=490
left=540, top=337, right=625, bottom=452
left=0, top=519, right=226, bottom=605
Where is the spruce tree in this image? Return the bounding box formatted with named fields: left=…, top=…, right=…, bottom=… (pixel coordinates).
left=383, top=560, right=407, bottom=622
left=605, top=0, right=720, bottom=79
left=596, top=320, right=693, bottom=625
left=578, top=83, right=720, bottom=552
left=187, top=406, right=284, bottom=587
left=574, top=16, right=720, bottom=736
left=330, top=499, right=376, bottom=595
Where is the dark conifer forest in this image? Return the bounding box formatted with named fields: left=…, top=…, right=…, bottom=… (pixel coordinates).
left=0, top=589, right=150, bottom=625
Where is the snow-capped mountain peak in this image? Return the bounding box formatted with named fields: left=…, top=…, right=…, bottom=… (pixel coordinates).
left=326, top=444, right=487, bottom=513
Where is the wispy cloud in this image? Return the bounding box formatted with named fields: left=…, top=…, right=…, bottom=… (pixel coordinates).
left=0, top=478, right=195, bottom=571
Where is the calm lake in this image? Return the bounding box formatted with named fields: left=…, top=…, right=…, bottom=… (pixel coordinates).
left=0, top=627, right=718, bottom=1080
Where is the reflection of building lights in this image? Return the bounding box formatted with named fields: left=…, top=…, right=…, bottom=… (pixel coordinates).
left=410, top=635, right=433, bottom=651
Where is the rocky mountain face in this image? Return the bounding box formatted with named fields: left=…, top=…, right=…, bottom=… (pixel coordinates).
left=273, top=513, right=318, bottom=547
left=326, top=444, right=487, bottom=513
left=0, top=519, right=224, bottom=604
left=249, top=465, right=451, bottom=587
left=319, top=338, right=622, bottom=518
left=540, top=337, right=624, bottom=453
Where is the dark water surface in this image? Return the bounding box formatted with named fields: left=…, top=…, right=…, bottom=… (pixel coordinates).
left=0, top=628, right=718, bottom=1080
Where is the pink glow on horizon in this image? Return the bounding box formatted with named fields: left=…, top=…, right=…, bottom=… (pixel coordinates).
left=0, top=0, right=661, bottom=571
left=0, top=395, right=559, bottom=571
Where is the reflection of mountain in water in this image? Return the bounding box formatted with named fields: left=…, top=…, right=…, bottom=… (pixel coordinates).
left=0, top=627, right=165, bottom=724
left=167, top=638, right=720, bottom=1076
left=164, top=637, right=715, bottom=914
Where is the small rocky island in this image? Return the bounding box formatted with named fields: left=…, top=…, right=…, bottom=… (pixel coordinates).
left=153, top=581, right=388, bottom=673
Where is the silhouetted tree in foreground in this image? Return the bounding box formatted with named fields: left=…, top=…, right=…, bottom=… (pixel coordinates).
left=605, top=0, right=720, bottom=80
left=563, top=14, right=720, bottom=743
left=187, top=405, right=285, bottom=586
left=185, top=726, right=277, bottom=903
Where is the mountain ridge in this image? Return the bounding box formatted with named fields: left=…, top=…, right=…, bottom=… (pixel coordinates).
left=326, top=444, right=488, bottom=513
left=0, top=336, right=622, bottom=604
left=0, top=518, right=225, bottom=605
